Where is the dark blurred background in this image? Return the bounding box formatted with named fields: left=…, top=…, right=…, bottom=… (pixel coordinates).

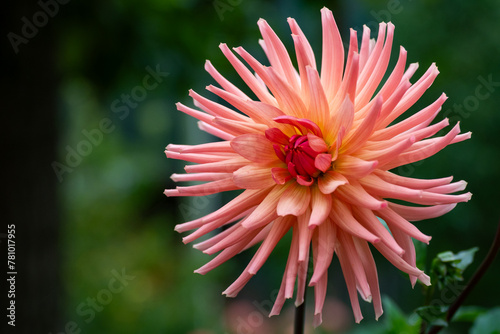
left=3, top=0, right=500, bottom=333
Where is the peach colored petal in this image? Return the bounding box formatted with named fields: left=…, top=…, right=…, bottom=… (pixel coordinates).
left=352, top=237, right=383, bottom=319
left=317, top=170, right=348, bottom=194
left=335, top=180, right=387, bottom=211
left=230, top=133, right=277, bottom=163
left=330, top=197, right=380, bottom=243
left=334, top=155, right=378, bottom=179
left=310, top=219, right=335, bottom=285
left=352, top=206, right=404, bottom=256
left=205, top=59, right=249, bottom=99
left=309, top=186, right=332, bottom=228
left=320, top=7, right=344, bottom=100
left=277, top=182, right=311, bottom=217
left=233, top=164, right=276, bottom=189
left=388, top=202, right=457, bottom=221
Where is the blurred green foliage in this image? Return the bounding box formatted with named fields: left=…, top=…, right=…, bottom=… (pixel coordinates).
left=52, top=0, right=500, bottom=333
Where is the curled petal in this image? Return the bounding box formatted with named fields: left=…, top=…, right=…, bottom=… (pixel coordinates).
left=318, top=171, right=348, bottom=194
left=277, top=183, right=311, bottom=216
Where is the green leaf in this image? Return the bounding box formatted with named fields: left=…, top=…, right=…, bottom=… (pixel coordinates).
left=452, top=306, right=488, bottom=322
left=470, top=307, right=500, bottom=334
left=432, top=247, right=479, bottom=290
left=382, top=296, right=421, bottom=334
left=453, top=247, right=479, bottom=271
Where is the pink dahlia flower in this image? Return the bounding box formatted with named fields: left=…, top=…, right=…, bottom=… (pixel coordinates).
left=166, top=7, right=471, bottom=325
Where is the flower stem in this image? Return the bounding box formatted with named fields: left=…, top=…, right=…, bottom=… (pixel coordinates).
left=294, top=289, right=306, bottom=334
left=427, top=219, right=500, bottom=334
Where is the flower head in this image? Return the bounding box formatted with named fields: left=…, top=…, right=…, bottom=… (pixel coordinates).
left=166, top=7, right=471, bottom=325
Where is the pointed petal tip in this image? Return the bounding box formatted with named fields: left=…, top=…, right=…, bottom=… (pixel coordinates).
left=164, top=189, right=178, bottom=197
left=294, top=299, right=304, bottom=308
left=193, top=268, right=204, bottom=275
left=419, top=273, right=431, bottom=286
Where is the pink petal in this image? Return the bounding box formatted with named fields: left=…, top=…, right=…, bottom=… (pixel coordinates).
left=352, top=237, right=383, bottom=319
left=383, top=123, right=462, bottom=169
left=223, top=270, right=254, bottom=297
left=288, top=17, right=316, bottom=69
left=352, top=206, right=404, bottom=256
left=338, top=231, right=371, bottom=303
left=307, top=133, right=328, bottom=153
left=241, top=185, right=287, bottom=229
left=190, top=89, right=249, bottom=122
left=263, top=67, right=308, bottom=119
left=184, top=157, right=248, bottom=173
left=219, top=43, right=277, bottom=106
left=309, top=219, right=335, bottom=284
left=176, top=102, right=214, bottom=124
left=233, top=165, right=276, bottom=189
left=166, top=178, right=238, bottom=197
left=297, top=209, right=312, bottom=262
left=376, top=207, right=432, bottom=244
left=230, top=133, right=277, bottom=163
left=334, top=155, right=378, bottom=179
left=342, top=96, right=383, bottom=155
left=372, top=240, right=423, bottom=277
left=257, top=19, right=299, bottom=91
left=373, top=169, right=453, bottom=189
left=308, top=186, right=333, bottom=228
left=171, top=172, right=232, bottom=182
left=270, top=223, right=300, bottom=316
left=388, top=202, right=457, bottom=221
left=247, top=216, right=294, bottom=274
left=205, top=59, right=249, bottom=99
left=324, top=94, right=354, bottom=144
left=305, top=66, right=328, bottom=128
left=317, top=170, right=348, bottom=194
left=167, top=141, right=233, bottom=154
left=314, top=153, right=332, bottom=173
left=277, top=183, right=311, bottom=217
left=360, top=174, right=472, bottom=205
left=336, top=238, right=364, bottom=323
left=320, top=7, right=344, bottom=100
left=376, top=45, right=407, bottom=101
left=195, top=228, right=260, bottom=275
left=379, top=63, right=440, bottom=129
left=271, top=167, right=292, bottom=185
left=330, top=197, right=380, bottom=244
left=175, top=188, right=270, bottom=233
left=356, top=23, right=394, bottom=108
left=197, top=121, right=235, bottom=141
left=265, top=127, right=289, bottom=145
left=335, top=180, right=387, bottom=211
left=357, top=135, right=416, bottom=168
left=213, top=116, right=267, bottom=135
left=166, top=150, right=234, bottom=164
